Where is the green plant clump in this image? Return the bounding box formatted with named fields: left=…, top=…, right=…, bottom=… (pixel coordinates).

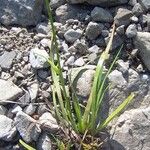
left=44, top=0, right=134, bottom=148
left=20, top=0, right=135, bottom=149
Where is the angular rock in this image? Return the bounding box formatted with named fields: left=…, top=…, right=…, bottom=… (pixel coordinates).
left=0, top=79, right=22, bottom=104
left=27, top=82, right=39, bottom=101
left=50, top=0, right=66, bottom=9
left=0, top=0, right=43, bottom=26
left=0, top=51, right=16, bottom=70
left=74, top=57, right=85, bottom=67
left=55, top=4, right=89, bottom=23
left=0, top=115, right=17, bottom=141
left=132, top=3, right=144, bottom=16
left=14, top=111, right=41, bottom=143
left=108, top=70, right=127, bottom=87
left=126, top=24, right=137, bottom=38
left=24, top=104, right=36, bottom=116
left=36, top=22, right=50, bottom=35
left=39, top=112, right=59, bottom=132
left=37, top=133, right=52, bottom=150
left=91, top=7, right=113, bottom=23
left=85, top=22, right=102, bottom=40
left=114, top=8, right=133, bottom=26
left=64, top=29, right=82, bottom=43
left=110, top=107, right=150, bottom=150
left=74, top=40, right=88, bottom=54
left=0, top=105, right=7, bottom=115
left=139, top=0, right=150, bottom=11
left=134, top=32, right=150, bottom=70
left=29, top=48, right=49, bottom=69
left=67, top=0, right=128, bottom=7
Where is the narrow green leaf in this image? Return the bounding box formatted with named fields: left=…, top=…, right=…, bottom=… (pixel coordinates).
left=97, top=93, right=135, bottom=131
left=19, top=139, right=36, bottom=150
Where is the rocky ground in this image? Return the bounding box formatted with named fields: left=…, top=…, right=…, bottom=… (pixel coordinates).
left=0, top=0, right=150, bottom=149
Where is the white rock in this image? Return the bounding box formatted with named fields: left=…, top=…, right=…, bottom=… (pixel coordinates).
left=0, top=115, right=17, bottom=141
left=27, top=82, right=39, bottom=101
left=39, top=112, right=59, bottom=132
left=0, top=79, right=22, bottom=104
left=29, top=48, right=49, bottom=69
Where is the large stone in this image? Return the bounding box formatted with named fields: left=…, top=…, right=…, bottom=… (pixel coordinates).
left=0, top=0, right=43, bottom=26
left=91, top=7, right=113, bottom=23
left=0, top=115, right=17, bottom=141
left=0, top=79, right=23, bottom=104
left=67, top=0, right=128, bottom=7
left=110, top=107, right=150, bottom=150
left=134, top=32, right=150, bottom=71
left=55, top=4, right=90, bottom=23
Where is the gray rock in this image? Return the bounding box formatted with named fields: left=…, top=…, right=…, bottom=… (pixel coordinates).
left=134, top=32, right=150, bottom=70
left=27, top=82, right=39, bottom=101
left=147, top=14, right=150, bottom=31
left=18, top=91, right=31, bottom=105
left=39, top=112, right=59, bottom=132
left=105, top=34, right=124, bottom=50
left=116, top=25, right=125, bottom=35
left=0, top=105, right=7, bottom=115
left=64, top=29, right=82, bottom=43
left=37, top=133, right=52, bottom=150
left=0, top=51, right=16, bottom=70
left=0, top=0, right=43, bottom=26
left=55, top=4, right=89, bottom=23
left=117, top=60, right=129, bottom=74
left=108, top=68, right=149, bottom=113
left=132, top=3, right=144, bottom=16
left=108, top=70, right=127, bottom=87
left=88, top=45, right=100, bottom=53
left=37, top=69, right=50, bottom=79
left=74, top=57, right=85, bottom=67
left=70, top=67, right=95, bottom=99
left=101, top=30, right=109, bottom=37
left=24, top=104, right=36, bottom=116
left=139, top=0, right=150, bottom=11
left=131, top=16, right=139, bottom=23
left=67, top=0, right=128, bottom=7
left=14, top=111, right=41, bottom=143
left=12, top=105, right=22, bottom=114
left=74, top=40, right=88, bottom=54
left=110, top=107, right=150, bottom=150
left=129, top=0, right=137, bottom=6
left=0, top=115, right=16, bottom=141
left=95, top=37, right=106, bottom=47
left=29, top=48, right=49, bottom=69
left=91, top=7, right=113, bottom=23
left=126, top=24, right=137, bottom=38
left=0, top=79, right=22, bottom=104
left=85, top=22, right=101, bottom=40
left=50, top=0, right=66, bottom=9
left=40, top=38, right=51, bottom=48
left=65, top=56, right=75, bottom=66
left=36, top=22, right=50, bottom=35
left=114, top=8, right=133, bottom=26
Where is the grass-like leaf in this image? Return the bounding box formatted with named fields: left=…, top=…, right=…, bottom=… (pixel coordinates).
left=19, top=139, right=36, bottom=150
